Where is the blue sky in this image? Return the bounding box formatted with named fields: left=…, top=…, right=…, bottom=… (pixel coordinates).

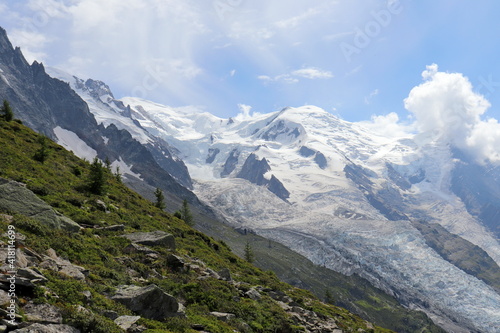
left=2, top=0, right=500, bottom=125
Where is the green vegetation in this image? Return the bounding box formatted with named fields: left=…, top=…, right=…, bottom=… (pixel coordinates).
left=0, top=99, right=13, bottom=121
left=0, top=119, right=394, bottom=332
left=87, top=157, right=107, bottom=195
left=154, top=187, right=166, bottom=210
left=33, top=135, right=51, bottom=164
left=244, top=241, right=254, bottom=263
left=179, top=199, right=193, bottom=226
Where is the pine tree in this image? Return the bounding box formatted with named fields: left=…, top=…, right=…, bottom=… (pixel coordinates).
left=154, top=187, right=166, bottom=210
left=1, top=100, right=13, bottom=122
left=33, top=135, right=50, bottom=164
left=114, top=166, right=122, bottom=183
left=180, top=199, right=193, bottom=226
left=104, top=157, right=112, bottom=171
left=244, top=241, right=254, bottom=263
left=325, top=288, right=334, bottom=304
left=88, top=157, right=106, bottom=195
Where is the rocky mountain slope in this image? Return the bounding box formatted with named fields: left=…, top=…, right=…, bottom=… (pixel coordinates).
left=0, top=115, right=393, bottom=332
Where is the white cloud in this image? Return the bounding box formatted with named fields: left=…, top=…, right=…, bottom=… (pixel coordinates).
left=8, top=29, right=49, bottom=63
left=404, top=64, right=500, bottom=164
left=291, top=68, right=333, bottom=79
left=235, top=103, right=261, bottom=121
left=258, top=67, right=333, bottom=84
left=359, top=112, right=414, bottom=139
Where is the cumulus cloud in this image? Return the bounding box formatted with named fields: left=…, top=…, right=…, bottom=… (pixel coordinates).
left=235, top=104, right=261, bottom=121
left=8, top=29, right=49, bottom=63
left=404, top=64, right=500, bottom=164
left=359, top=112, right=414, bottom=139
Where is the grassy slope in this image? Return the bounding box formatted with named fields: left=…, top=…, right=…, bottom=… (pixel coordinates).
left=0, top=119, right=395, bottom=332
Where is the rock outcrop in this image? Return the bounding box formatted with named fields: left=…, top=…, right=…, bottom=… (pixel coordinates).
left=111, top=284, right=184, bottom=320
left=121, top=231, right=175, bottom=250
left=0, top=178, right=80, bottom=232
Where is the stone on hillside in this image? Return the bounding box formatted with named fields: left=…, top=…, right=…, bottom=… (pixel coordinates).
left=166, top=254, right=185, bottom=270
left=114, top=315, right=141, bottom=330
left=39, top=249, right=88, bottom=280
left=245, top=288, right=261, bottom=301
left=10, top=323, right=80, bottom=333
left=5, top=268, right=47, bottom=287
left=209, top=312, right=235, bottom=322
left=15, top=249, right=28, bottom=268
left=0, top=178, right=81, bottom=232
left=22, top=303, right=63, bottom=324
left=122, top=231, right=175, bottom=250
left=111, top=284, right=184, bottom=320
left=218, top=268, right=232, bottom=281
left=123, top=243, right=158, bottom=255
left=0, top=290, right=10, bottom=307
left=102, top=310, right=119, bottom=320
left=98, top=224, right=125, bottom=232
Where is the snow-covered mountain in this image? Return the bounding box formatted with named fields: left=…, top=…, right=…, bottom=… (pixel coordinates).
left=48, top=69, right=500, bottom=332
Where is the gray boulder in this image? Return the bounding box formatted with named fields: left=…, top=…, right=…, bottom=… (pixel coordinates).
left=114, top=316, right=141, bottom=330
left=123, top=243, right=158, bottom=255
left=10, top=323, right=80, bottom=333
left=111, top=285, right=184, bottom=320
left=210, top=312, right=235, bottom=322
left=22, top=303, right=63, bottom=324
left=122, top=231, right=175, bottom=250
left=39, top=249, right=88, bottom=280
left=0, top=178, right=80, bottom=232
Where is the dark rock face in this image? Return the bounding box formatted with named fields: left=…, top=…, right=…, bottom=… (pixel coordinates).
left=111, top=285, right=184, bottom=320
left=386, top=163, right=411, bottom=191
left=237, top=154, right=290, bottom=201
left=236, top=153, right=271, bottom=186
left=221, top=149, right=239, bottom=177
left=206, top=148, right=220, bottom=164
left=268, top=175, right=290, bottom=200
left=260, top=120, right=300, bottom=141
left=344, top=163, right=407, bottom=221
left=450, top=148, right=500, bottom=239
left=299, top=146, right=315, bottom=157
left=100, top=124, right=195, bottom=197
left=314, top=152, right=328, bottom=169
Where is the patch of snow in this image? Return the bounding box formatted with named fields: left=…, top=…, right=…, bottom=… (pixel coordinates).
left=111, top=158, right=142, bottom=180
left=53, top=126, right=97, bottom=160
